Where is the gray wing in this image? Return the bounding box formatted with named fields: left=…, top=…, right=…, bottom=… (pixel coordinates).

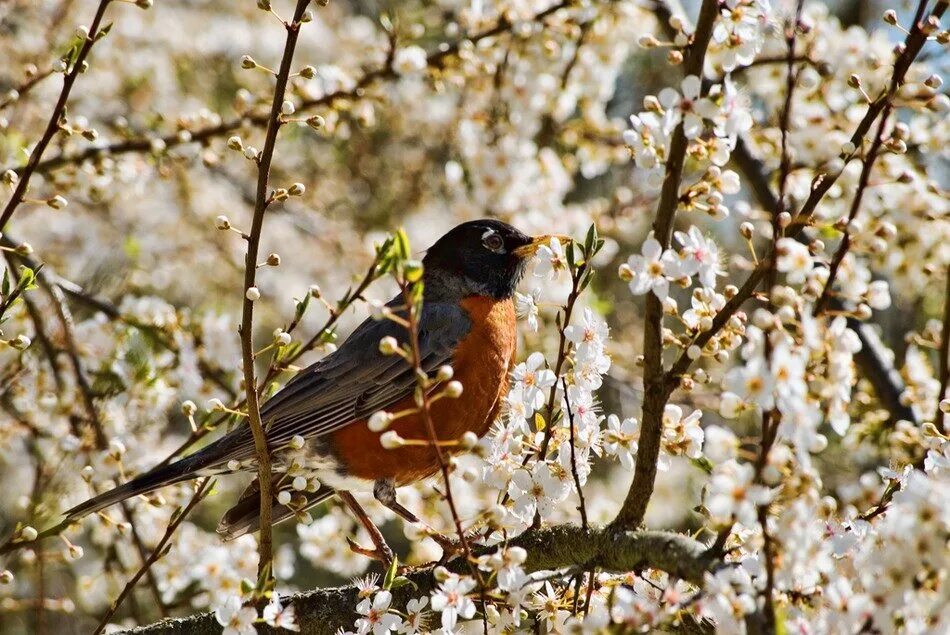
left=214, top=300, right=471, bottom=464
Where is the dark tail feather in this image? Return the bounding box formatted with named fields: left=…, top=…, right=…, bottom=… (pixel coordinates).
left=217, top=480, right=334, bottom=541
left=64, top=436, right=239, bottom=522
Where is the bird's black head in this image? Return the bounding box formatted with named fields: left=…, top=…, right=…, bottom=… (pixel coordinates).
left=421, top=219, right=566, bottom=300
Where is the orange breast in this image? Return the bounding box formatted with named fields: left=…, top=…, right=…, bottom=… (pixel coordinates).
left=329, top=296, right=516, bottom=485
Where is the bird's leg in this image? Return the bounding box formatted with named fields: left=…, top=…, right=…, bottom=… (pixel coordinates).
left=337, top=490, right=394, bottom=567
left=373, top=479, right=466, bottom=559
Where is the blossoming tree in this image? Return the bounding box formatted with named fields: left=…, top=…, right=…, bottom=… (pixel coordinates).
left=0, top=0, right=948, bottom=633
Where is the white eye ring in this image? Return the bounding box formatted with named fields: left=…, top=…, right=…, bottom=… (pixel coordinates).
left=482, top=230, right=504, bottom=252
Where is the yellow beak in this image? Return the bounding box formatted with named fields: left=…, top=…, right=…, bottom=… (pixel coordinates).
left=512, top=234, right=572, bottom=258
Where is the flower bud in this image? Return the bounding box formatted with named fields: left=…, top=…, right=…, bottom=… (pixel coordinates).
left=281, top=100, right=295, bottom=116
left=288, top=182, right=306, bottom=196
left=266, top=253, right=281, bottom=267
left=290, top=434, right=306, bottom=449
left=380, top=430, right=405, bottom=449
left=459, top=431, right=478, bottom=449
left=378, top=336, right=399, bottom=355
left=47, top=195, right=68, bottom=209
left=208, top=398, right=226, bottom=412
left=215, top=215, right=231, bottom=230
left=277, top=490, right=291, bottom=505
left=882, top=9, right=898, bottom=25
left=245, top=286, right=261, bottom=301
left=307, top=115, right=325, bottom=130
left=181, top=400, right=197, bottom=416
left=11, top=334, right=31, bottom=350
left=436, top=365, right=454, bottom=381
left=299, top=65, right=316, bottom=79
left=227, top=136, right=243, bottom=151
left=292, top=476, right=307, bottom=491
left=444, top=381, right=463, bottom=398
left=275, top=331, right=291, bottom=346
left=241, top=55, right=257, bottom=69
left=20, top=526, right=38, bottom=541
left=368, top=411, right=393, bottom=432
left=739, top=222, right=754, bottom=239
left=403, top=259, right=424, bottom=283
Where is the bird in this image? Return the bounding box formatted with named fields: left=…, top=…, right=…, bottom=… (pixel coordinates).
left=63, top=219, right=566, bottom=563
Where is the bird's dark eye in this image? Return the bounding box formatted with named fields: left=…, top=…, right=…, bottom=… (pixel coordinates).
left=483, top=232, right=504, bottom=252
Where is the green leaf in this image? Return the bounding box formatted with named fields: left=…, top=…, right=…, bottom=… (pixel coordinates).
left=96, top=21, right=114, bottom=40
left=388, top=575, right=417, bottom=590
left=394, top=228, right=412, bottom=261
left=382, top=555, right=399, bottom=590
left=294, top=293, right=311, bottom=321
left=584, top=223, right=596, bottom=256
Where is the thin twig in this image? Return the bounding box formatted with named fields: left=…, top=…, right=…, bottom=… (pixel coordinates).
left=16, top=0, right=576, bottom=177
left=238, top=0, right=313, bottom=581
left=937, top=264, right=950, bottom=432
left=561, top=378, right=588, bottom=531
left=813, top=106, right=893, bottom=314
left=0, top=67, right=56, bottom=112
left=0, top=0, right=113, bottom=232
left=755, top=4, right=805, bottom=628
left=659, top=0, right=946, bottom=418
left=92, top=479, right=213, bottom=635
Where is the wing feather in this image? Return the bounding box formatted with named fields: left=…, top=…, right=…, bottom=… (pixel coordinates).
left=208, top=300, right=470, bottom=466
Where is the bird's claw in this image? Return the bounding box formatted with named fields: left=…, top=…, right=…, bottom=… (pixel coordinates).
left=428, top=529, right=480, bottom=564
left=346, top=536, right=394, bottom=567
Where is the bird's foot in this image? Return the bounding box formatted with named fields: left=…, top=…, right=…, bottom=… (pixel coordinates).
left=428, top=529, right=481, bottom=564
left=346, top=536, right=394, bottom=568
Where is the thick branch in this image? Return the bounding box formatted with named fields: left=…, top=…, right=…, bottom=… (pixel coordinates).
left=118, top=526, right=716, bottom=635
left=612, top=0, right=720, bottom=531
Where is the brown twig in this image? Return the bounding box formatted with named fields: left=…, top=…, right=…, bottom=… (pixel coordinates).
left=658, top=0, right=946, bottom=423
left=561, top=378, right=588, bottom=531
left=116, top=526, right=721, bottom=635
left=754, top=4, right=805, bottom=628
left=611, top=0, right=720, bottom=531
left=937, top=264, right=950, bottom=432
left=92, top=479, right=213, bottom=635
left=398, top=280, right=476, bottom=565
left=17, top=0, right=577, bottom=177
left=0, top=0, right=113, bottom=232
left=238, top=0, right=313, bottom=581
left=0, top=67, right=56, bottom=112
left=813, top=106, right=893, bottom=314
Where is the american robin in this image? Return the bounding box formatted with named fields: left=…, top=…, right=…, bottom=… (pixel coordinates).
left=65, top=219, right=566, bottom=562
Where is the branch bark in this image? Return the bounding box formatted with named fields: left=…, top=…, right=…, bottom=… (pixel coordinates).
left=118, top=526, right=718, bottom=635
left=611, top=0, right=720, bottom=531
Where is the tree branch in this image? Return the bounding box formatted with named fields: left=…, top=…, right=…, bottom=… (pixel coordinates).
left=612, top=0, right=720, bottom=531
left=0, top=0, right=113, bottom=232
left=14, top=0, right=577, bottom=177
left=117, top=526, right=718, bottom=635
left=238, top=0, right=313, bottom=580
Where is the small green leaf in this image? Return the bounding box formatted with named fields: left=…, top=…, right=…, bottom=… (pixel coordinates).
left=383, top=555, right=399, bottom=590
